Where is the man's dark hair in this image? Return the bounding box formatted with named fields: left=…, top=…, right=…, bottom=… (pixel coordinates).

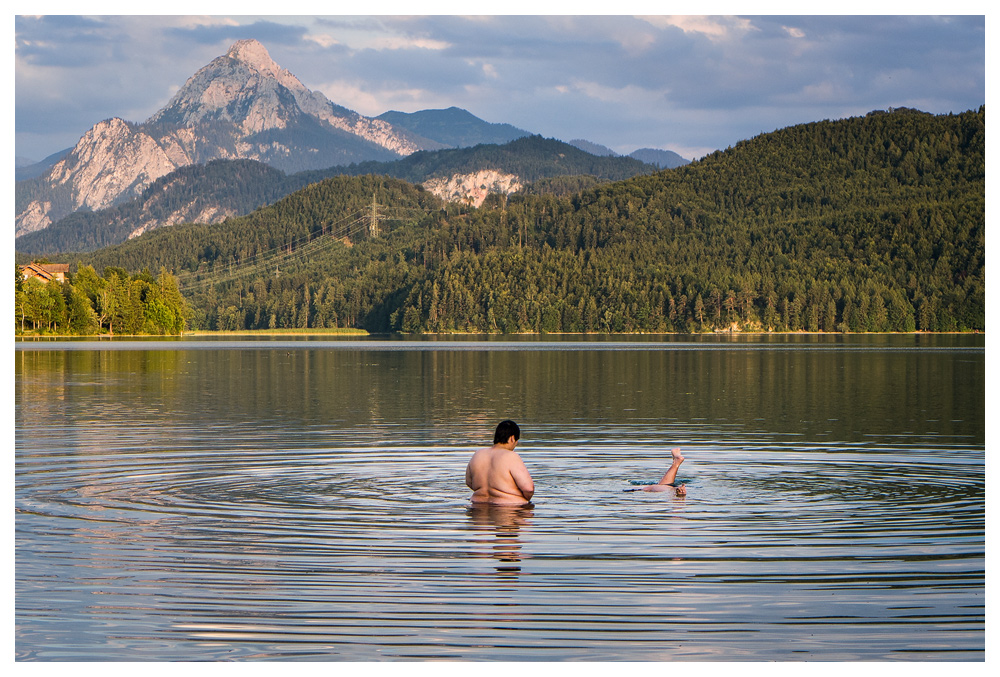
left=493, top=419, right=520, bottom=444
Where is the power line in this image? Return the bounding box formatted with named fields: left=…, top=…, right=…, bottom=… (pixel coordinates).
left=175, top=207, right=366, bottom=282
left=177, top=199, right=436, bottom=293
left=179, top=214, right=369, bottom=293
left=368, top=192, right=385, bottom=238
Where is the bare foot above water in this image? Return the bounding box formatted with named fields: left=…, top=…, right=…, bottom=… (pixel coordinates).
left=639, top=448, right=688, bottom=495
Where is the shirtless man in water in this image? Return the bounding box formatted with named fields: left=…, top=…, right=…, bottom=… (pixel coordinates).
left=466, top=420, right=534, bottom=506
left=638, top=448, right=687, bottom=495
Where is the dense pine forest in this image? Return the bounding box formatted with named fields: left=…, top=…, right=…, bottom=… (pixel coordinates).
left=18, top=107, right=985, bottom=335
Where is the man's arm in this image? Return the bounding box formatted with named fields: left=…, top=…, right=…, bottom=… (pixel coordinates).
left=465, top=461, right=476, bottom=490
left=509, top=456, right=534, bottom=501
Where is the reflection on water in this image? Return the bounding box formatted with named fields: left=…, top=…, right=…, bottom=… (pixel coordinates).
left=15, top=336, right=984, bottom=660
left=468, top=504, right=534, bottom=574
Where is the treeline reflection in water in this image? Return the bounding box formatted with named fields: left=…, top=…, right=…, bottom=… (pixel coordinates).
left=15, top=336, right=984, bottom=660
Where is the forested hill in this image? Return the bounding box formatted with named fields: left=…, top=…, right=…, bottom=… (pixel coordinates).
left=69, top=107, right=983, bottom=334
left=332, top=135, right=656, bottom=184
left=18, top=136, right=655, bottom=256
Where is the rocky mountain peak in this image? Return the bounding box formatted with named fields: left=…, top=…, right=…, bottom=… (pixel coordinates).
left=16, top=39, right=437, bottom=240
left=226, top=39, right=281, bottom=76
left=149, top=39, right=309, bottom=129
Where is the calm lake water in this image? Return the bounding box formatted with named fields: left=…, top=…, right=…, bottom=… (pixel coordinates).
left=14, top=334, right=984, bottom=661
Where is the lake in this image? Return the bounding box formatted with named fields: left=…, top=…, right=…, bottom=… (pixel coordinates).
left=14, top=334, right=985, bottom=661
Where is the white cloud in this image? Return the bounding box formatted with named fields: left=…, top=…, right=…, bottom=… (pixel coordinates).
left=638, top=15, right=758, bottom=41
left=369, top=36, right=451, bottom=51
left=564, top=79, right=665, bottom=106
left=175, top=16, right=239, bottom=28
left=13, top=14, right=986, bottom=163
left=305, top=33, right=340, bottom=49
left=314, top=79, right=449, bottom=116
left=313, top=80, right=387, bottom=115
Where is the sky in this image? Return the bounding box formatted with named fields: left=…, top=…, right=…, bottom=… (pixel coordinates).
left=12, top=5, right=988, bottom=164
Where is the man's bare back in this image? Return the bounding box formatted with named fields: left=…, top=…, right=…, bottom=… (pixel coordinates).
left=466, top=420, right=534, bottom=506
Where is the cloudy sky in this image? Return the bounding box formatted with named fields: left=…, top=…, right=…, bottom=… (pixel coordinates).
left=13, top=7, right=987, bottom=164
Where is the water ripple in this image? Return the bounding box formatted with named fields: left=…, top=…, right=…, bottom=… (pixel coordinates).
left=15, top=343, right=984, bottom=660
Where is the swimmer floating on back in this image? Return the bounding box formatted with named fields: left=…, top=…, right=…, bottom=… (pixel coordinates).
left=629, top=448, right=687, bottom=496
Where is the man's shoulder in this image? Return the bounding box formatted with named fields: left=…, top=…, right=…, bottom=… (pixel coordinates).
left=472, top=445, right=518, bottom=462
left=496, top=448, right=526, bottom=466
left=468, top=446, right=496, bottom=463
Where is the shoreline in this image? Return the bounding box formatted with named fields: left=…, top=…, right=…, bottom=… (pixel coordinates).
left=13, top=329, right=982, bottom=340
left=14, top=328, right=370, bottom=339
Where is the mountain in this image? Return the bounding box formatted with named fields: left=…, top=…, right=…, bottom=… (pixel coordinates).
left=15, top=160, right=302, bottom=256
left=15, top=37, right=689, bottom=249
left=628, top=148, right=689, bottom=169
left=18, top=136, right=658, bottom=255
left=65, top=107, right=983, bottom=335
left=568, top=139, right=617, bottom=156
left=336, top=136, right=657, bottom=205
left=15, top=39, right=444, bottom=238
left=568, top=139, right=690, bottom=168
left=15, top=148, right=72, bottom=181
left=376, top=107, right=530, bottom=148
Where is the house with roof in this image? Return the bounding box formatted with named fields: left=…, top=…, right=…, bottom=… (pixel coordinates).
left=19, top=262, right=70, bottom=283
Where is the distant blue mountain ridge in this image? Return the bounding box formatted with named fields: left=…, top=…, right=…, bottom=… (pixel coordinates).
left=369, top=110, right=691, bottom=167
left=15, top=148, right=73, bottom=181
left=375, top=107, right=531, bottom=148
left=627, top=147, right=690, bottom=169
left=567, top=139, right=689, bottom=168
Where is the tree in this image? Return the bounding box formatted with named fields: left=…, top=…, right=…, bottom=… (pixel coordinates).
left=694, top=294, right=705, bottom=327
left=20, top=278, right=52, bottom=332
left=65, top=284, right=99, bottom=334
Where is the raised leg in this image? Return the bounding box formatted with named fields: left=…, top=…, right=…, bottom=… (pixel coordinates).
left=655, top=448, right=685, bottom=486
left=637, top=448, right=688, bottom=494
